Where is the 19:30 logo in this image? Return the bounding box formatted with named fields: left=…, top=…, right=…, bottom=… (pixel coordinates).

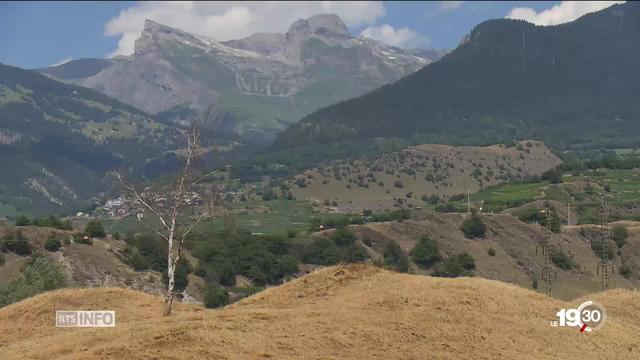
left=551, top=301, right=606, bottom=333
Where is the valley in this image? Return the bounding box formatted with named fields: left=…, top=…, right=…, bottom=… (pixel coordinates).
left=2, top=2, right=640, bottom=358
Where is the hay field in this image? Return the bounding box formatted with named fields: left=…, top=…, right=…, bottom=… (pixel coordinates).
left=1, top=264, right=638, bottom=359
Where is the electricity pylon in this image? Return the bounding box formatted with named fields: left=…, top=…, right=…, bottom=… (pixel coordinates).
left=595, top=197, right=614, bottom=290
left=536, top=209, right=556, bottom=294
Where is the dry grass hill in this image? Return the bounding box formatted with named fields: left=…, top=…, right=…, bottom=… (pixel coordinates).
left=289, top=140, right=561, bottom=211
left=0, top=264, right=639, bottom=359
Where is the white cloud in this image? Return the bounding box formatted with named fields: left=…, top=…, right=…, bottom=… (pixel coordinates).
left=439, top=1, right=464, bottom=11
left=360, top=24, right=428, bottom=48
left=506, top=1, right=624, bottom=26
left=105, top=1, right=386, bottom=57
left=50, top=57, right=73, bottom=67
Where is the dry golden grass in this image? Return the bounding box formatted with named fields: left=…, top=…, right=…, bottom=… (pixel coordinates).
left=1, top=264, right=639, bottom=359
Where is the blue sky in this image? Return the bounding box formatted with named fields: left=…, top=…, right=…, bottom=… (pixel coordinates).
left=0, top=1, right=619, bottom=69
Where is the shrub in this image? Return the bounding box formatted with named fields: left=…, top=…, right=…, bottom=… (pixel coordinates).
left=487, top=248, right=496, bottom=256
left=532, top=280, right=538, bottom=289
left=612, top=225, right=628, bottom=248
left=620, top=264, right=632, bottom=279
left=113, top=232, right=121, bottom=240
left=542, top=168, right=563, bottom=184
left=14, top=215, right=30, bottom=226
left=411, top=235, right=441, bottom=269
left=126, top=247, right=150, bottom=271
left=0, top=256, right=67, bottom=307
left=383, top=240, right=409, bottom=273
left=394, top=180, right=404, bottom=188
left=515, top=208, right=561, bottom=233
left=432, top=252, right=476, bottom=278
left=590, top=238, right=616, bottom=260
left=461, top=213, right=486, bottom=239
left=203, top=285, right=229, bottom=309
left=84, top=220, right=106, bottom=238
left=44, top=233, right=63, bottom=252
left=13, top=231, right=31, bottom=256
left=550, top=249, right=573, bottom=271
left=0, top=253, right=4, bottom=266
left=331, top=226, right=356, bottom=246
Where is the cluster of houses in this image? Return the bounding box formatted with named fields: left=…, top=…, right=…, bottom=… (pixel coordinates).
left=93, top=191, right=204, bottom=219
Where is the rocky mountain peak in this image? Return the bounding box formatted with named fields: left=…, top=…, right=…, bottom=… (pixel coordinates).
left=284, top=13, right=351, bottom=63
left=286, top=13, right=350, bottom=39
left=135, top=19, right=199, bottom=55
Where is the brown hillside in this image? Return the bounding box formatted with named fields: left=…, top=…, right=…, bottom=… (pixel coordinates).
left=314, top=213, right=640, bottom=299
left=289, top=140, right=561, bottom=211
left=0, top=224, right=164, bottom=295
left=0, top=265, right=639, bottom=359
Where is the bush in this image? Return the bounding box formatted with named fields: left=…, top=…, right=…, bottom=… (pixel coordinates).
left=550, top=249, right=573, bottom=271
left=0, top=256, right=67, bottom=307
left=620, top=264, right=632, bottom=279
left=203, top=285, right=229, bottom=309
left=461, top=213, right=486, bottom=239
left=126, top=247, right=150, bottom=271
left=394, top=180, right=404, bottom=188
left=331, top=226, right=356, bottom=247
left=542, top=168, right=563, bottom=184
left=84, top=220, right=105, bottom=238
left=71, top=232, right=93, bottom=245
left=14, top=215, right=30, bottom=226
left=432, top=252, right=476, bottom=278
left=383, top=240, right=409, bottom=273
left=487, top=248, right=496, bottom=256
left=13, top=231, right=31, bottom=256
left=612, top=225, right=628, bottom=248
left=411, top=235, right=441, bottom=269
left=44, top=233, right=63, bottom=252
left=113, top=232, right=121, bottom=240
left=515, top=208, right=561, bottom=233
left=590, top=238, right=616, bottom=260
left=32, top=216, right=72, bottom=230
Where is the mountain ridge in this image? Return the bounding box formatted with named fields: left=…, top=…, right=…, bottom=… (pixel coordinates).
left=38, top=14, right=445, bottom=141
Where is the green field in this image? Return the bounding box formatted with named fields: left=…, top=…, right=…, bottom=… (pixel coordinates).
left=433, top=168, right=640, bottom=223
left=104, top=199, right=342, bottom=236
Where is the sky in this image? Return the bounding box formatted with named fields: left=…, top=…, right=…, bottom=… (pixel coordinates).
left=0, top=1, right=623, bottom=69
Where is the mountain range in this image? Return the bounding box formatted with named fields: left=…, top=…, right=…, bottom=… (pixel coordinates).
left=39, top=14, right=442, bottom=142
left=277, top=2, right=640, bottom=152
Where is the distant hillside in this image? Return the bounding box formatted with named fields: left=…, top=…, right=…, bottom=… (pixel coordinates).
left=0, top=63, right=177, bottom=216
left=1, top=265, right=639, bottom=359
left=288, top=140, right=561, bottom=211
left=0, top=224, right=164, bottom=299
left=321, top=213, right=640, bottom=299
left=278, top=2, right=640, bottom=150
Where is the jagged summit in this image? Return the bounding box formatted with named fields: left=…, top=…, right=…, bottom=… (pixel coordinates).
left=286, top=13, right=350, bottom=39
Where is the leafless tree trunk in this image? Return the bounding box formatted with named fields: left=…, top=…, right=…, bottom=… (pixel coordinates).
left=116, top=126, right=218, bottom=316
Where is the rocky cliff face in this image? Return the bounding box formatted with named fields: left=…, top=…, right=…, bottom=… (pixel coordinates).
left=41, top=14, right=444, bottom=141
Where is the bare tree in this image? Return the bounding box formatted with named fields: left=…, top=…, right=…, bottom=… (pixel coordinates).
left=116, top=126, right=219, bottom=316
